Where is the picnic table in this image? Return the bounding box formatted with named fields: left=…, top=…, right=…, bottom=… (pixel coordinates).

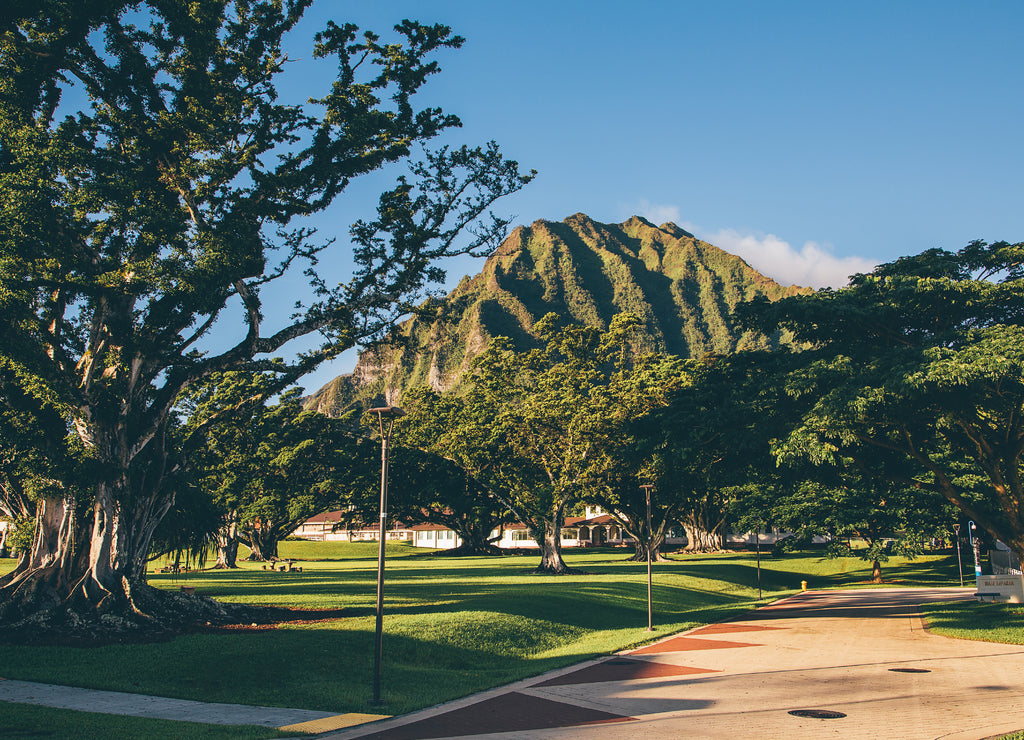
left=262, top=559, right=302, bottom=572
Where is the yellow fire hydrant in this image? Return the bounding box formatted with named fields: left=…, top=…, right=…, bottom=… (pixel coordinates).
left=800, top=580, right=808, bottom=591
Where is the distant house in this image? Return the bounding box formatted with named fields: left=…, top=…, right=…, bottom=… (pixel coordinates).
left=490, top=506, right=682, bottom=549
left=290, top=509, right=413, bottom=543
left=410, top=523, right=462, bottom=550
left=291, top=505, right=798, bottom=551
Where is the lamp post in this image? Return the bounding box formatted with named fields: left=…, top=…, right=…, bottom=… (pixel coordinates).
left=640, top=484, right=655, bottom=632
left=755, top=524, right=762, bottom=600
left=953, top=523, right=964, bottom=588
left=368, top=405, right=404, bottom=706
left=968, top=521, right=982, bottom=584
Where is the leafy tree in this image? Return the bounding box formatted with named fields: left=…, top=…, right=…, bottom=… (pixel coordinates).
left=741, top=240, right=1024, bottom=565
left=595, top=352, right=789, bottom=557
left=739, top=465, right=952, bottom=582
left=582, top=354, right=691, bottom=561
left=186, top=377, right=375, bottom=566
left=404, top=315, right=644, bottom=573
left=0, top=1, right=530, bottom=633
left=387, top=396, right=510, bottom=555
left=374, top=443, right=508, bottom=556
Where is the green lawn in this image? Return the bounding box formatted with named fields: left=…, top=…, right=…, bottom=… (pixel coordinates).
left=922, top=599, right=1024, bottom=644
left=0, top=544, right=962, bottom=738
left=0, top=702, right=290, bottom=740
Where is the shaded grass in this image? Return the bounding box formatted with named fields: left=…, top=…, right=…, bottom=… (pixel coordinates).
left=0, top=702, right=290, bottom=740
left=922, top=599, right=1024, bottom=644
left=0, top=546, right=962, bottom=738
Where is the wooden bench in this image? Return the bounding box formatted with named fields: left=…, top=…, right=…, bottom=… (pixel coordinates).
left=975, top=591, right=1008, bottom=602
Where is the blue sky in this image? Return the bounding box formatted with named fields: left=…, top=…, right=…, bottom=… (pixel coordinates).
left=278, top=1, right=1024, bottom=391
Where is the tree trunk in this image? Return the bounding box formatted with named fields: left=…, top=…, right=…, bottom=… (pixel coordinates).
left=0, top=469, right=234, bottom=639
left=245, top=525, right=279, bottom=562
left=214, top=518, right=240, bottom=569
left=442, top=520, right=502, bottom=556
left=215, top=537, right=239, bottom=569
left=682, top=521, right=724, bottom=552
left=0, top=492, right=84, bottom=602
left=626, top=533, right=669, bottom=562
left=534, top=518, right=576, bottom=574
left=872, top=558, right=883, bottom=584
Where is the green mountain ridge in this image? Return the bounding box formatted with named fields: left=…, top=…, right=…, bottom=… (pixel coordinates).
left=304, top=213, right=808, bottom=415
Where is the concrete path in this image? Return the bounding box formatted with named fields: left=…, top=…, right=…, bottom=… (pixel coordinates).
left=322, top=587, right=1024, bottom=740
left=0, top=678, right=388, bottom=734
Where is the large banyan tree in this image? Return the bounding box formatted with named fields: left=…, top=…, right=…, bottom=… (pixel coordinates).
left=0, top=0, right=530, bottom=636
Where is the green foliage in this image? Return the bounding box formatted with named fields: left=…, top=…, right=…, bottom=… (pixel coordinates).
left=7, top=517, right=34, bottom=554
left=0, top=0, right=530, bottom=609
left=741, top=239, right=1024, bottom=565
left=398, top=313, right=676, bottom=570
left=182, top=372, right=376, bottom=561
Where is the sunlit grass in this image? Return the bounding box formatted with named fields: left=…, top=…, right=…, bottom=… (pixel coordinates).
left=922, top=599, right=1024, bottom=645
left=0, top=544, right=962, bottom=722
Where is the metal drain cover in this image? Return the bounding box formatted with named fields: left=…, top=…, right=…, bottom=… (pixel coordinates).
left=788, top=709, right=847, bottom=719
left=889, top=667, right=931, bottom=673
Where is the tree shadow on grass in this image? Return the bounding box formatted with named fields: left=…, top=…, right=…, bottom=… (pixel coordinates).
left=0, top=616, right=654, bottom=716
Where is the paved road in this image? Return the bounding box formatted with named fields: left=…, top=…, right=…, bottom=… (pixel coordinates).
left=325, top=587, right=1024, bottom=740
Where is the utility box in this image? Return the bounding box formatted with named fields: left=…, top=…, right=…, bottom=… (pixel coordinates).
left=976, top=574, right=1024, bottom=603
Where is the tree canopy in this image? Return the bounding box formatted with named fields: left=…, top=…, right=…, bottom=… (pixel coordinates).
left=741, top=240, right=1024, bottom=564
left=0, top=0, right=530, bottom=635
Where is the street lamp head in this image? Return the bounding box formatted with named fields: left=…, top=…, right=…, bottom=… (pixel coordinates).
left=368, top=406, right=405, bottom=418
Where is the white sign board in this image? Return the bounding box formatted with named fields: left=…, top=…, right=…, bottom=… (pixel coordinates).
left=976, top=574, right=1024, bottom=603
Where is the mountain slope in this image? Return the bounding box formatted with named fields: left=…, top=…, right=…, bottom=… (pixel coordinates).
left=304, top=213, right=807, bottom=414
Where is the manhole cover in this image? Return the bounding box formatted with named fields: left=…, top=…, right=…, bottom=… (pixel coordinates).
left=889, top=667, right=931, bottom=673
left=788, top=709, right=847, bottom=719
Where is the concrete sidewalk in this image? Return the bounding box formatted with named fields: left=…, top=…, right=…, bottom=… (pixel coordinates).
left=0, top=678, right=388, bottom=734
left=321, top=587, right=1024, bottom=740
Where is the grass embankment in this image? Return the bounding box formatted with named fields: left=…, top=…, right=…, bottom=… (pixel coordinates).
left=0, top=544, right=961, bottom=738
left=922, top=600, right=1024, bottom=644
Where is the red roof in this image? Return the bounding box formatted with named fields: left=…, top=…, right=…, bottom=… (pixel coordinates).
left=302, top=509, right=347, bottom=524
left=409, top=523, right=454, bottom=532
left=299, top=510, right=412, bottom=530
left=565, top=514, right=618, bottom=526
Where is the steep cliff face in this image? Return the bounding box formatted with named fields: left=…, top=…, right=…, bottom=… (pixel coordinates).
left=303, top=213, right=807, bottom=414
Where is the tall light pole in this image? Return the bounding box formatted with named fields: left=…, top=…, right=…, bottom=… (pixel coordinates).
left=969, top=521, right=982, bottom=584
left=368, top=405, right=404, bottom=706
left=640, top=484, right=655, bottom=632
left=755, top=524, right=762, bottom=600
left=953, top=523, right=964, bottom=587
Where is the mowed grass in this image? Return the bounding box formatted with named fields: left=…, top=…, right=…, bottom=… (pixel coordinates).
left=922, top=599, right=1024, bottom=644
left=0, top=702, right=290, bottom=740
left=0, top=544, right=962, bottom=727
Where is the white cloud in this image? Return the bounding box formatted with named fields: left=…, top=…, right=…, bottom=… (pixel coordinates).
left=632, top=199, right=681, bottom=227
left=692, top=227, right=877, bottom=289
left=622, top=201, right=876, bottom=288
